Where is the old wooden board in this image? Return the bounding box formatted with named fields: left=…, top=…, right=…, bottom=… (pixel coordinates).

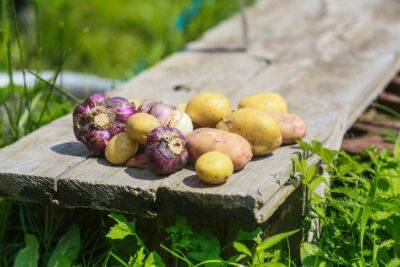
left=1, top=0, right=400, bottom=224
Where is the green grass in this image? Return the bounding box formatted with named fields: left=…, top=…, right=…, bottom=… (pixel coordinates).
left=3, top=0, right=250, bottom=79
left=297, top=139, right=400, bottom=266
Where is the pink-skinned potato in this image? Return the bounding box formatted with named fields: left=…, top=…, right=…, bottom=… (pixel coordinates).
left=186, top=128, right=253, bottom=170
left=268, top=112, right=307, bottom=144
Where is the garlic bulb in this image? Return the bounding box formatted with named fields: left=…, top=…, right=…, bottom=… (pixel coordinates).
left=169, top=110, right=193, bottom=136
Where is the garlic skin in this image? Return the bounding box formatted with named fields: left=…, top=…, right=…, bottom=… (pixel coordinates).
left=139, top=100, right=176, bottom=127
left=146, top=127, right=189, bottom=174
left=169, top=110, right=193, bottom=136
left=72, top=93, right=137, bottom=154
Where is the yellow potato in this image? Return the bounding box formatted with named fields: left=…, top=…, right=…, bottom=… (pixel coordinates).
left=186, top=92, right=232, bottom=127
left=216, top=108, right=282, bottom=155
left=195, top=151, right=234, bottom=185
left=186, top=128, right=252, bottom=170
left=105, top=132, right=138, bottom=165
left=239, top=92, right=288, bottom=113
left=268, top=112, right=307, bottom=144
left=126, top=113, right=161, bottom=144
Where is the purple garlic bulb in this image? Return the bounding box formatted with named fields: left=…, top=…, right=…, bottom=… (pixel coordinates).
left=145, top=127, right=189, bottom=174
left=73, top=93, right=137, bottom=154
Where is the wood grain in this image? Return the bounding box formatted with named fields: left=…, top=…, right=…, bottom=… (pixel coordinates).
left=1, top=0, right=400, bottom=223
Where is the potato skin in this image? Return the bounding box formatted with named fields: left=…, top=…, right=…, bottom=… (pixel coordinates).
left=186, top=92, right=232, bottom=127
left=126, top=113, right=161, bottom=144
left=239, top=92, right=288, bottom=113
left=216, top=108, right=282, bottom=156
left=195, top=151, right=233, bottom=185
left=268, top=112, right=307, bottom=144
left=105, top=132, right=138, bottom=165
left=187, top=128, right=252, bottom=170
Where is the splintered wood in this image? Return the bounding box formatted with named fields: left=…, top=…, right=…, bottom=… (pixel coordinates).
left=1, top=0, right=400, bottom=223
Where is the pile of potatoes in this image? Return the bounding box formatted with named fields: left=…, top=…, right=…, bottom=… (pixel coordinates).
left=106, top=91, right=306, bottom=185
left=184, top=92, right=306, bottom=184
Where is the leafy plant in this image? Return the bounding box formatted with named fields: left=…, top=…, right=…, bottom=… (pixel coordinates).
left=13, top=224, right=82, bottom=267
left=13, top=234, right=40, bottom=267
left=105, top=213, right=165, bottom=267
left=232, top=229, right=299, bottom=266
left=161, top=216, right=297, bottom=266
left=296, top=139, right=400, bottom=266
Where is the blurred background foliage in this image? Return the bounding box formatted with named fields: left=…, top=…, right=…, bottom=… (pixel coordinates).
left=2, top=0, right=252, bottom=79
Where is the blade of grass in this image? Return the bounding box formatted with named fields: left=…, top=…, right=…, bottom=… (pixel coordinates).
left=372, top=103, right=400, bottom=120
left=10, top=0, right=29, bottom=124
left=109, top=251, right=128, bottom=267
left=25, top=70, right=81, bottom=103
left=17, top=92, right=43, bottom=135
left=394, top=134, right=400, bottom=158
left=35, top=49, right=69, bottom=125
left=2, top=0, right=19, bottom=139
left=160, top=244, right=193, bottom=267
left=33, top=0, right=42, bottom=71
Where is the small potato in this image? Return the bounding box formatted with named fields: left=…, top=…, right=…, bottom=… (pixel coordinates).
left=186, top=92, right=232, bottom=127
left=268, top=112, right=307, bottom=144
left=195, top=151, right=234, bottom=185
left=105, top=132, right=138, bottom=165
left=217, top=108, right=282, bottom=156
left=239, top=92, right=288, bottom=113
left=187, top=128, right=252, bottom=170
left=126, top=113, right=161, bottom=144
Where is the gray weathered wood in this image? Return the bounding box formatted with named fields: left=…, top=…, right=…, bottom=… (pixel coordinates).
left=1, top=0, right=400, bottom=224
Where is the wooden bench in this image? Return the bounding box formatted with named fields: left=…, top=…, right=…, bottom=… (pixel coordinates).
left=1, top=0, right=400, bottom=226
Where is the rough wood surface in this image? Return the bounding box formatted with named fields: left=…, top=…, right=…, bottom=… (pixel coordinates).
left=1, top=0, right=400, bottom=223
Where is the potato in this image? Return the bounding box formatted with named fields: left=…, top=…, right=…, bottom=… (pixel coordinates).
left=105, top=132, right=138, bottom=165
left=186, top=92, right=232, bottom=127
left=126, top=113, right=161, bottom=144
left=268, top=112, right=307, bottom=144
left=195, top=151, right=234, bottom=185
left=187, top=128, right=252, bottom=170
left=216, top=108, right=282, bottom=156
left=239, top=92, right=288, bottom=113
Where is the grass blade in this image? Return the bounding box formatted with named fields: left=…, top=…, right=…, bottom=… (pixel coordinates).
left=256, top=229, right=300, bottom=251
left=47, top=224, right=81, bottom=267
left=25, top=70, right=81, bottom=103
left=394, top=134, right=400, bottom=158
left=372, top=103, right=400, bottom=120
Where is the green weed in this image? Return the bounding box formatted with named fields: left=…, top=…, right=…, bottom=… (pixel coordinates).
left=297, top=140, right=400, bottom=266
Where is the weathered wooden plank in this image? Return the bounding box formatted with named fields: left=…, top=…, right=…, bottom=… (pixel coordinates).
left=1, top=0, right=400, bottom=224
